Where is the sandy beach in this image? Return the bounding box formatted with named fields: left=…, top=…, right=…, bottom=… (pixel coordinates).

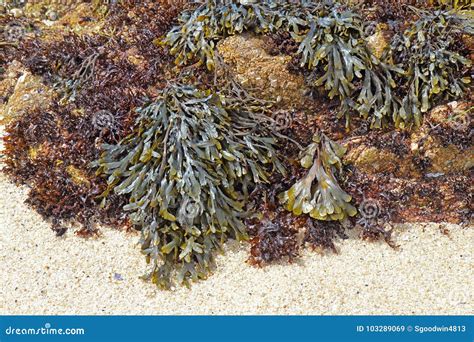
left=0, top=172, right=472, bottom=315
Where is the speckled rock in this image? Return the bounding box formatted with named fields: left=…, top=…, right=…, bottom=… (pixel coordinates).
left=344, top=145, right=419, bottom=177
left=366, top=23, right=391, bottom=59
left=411, top=102, right=473, bottom=174
left=217, top=34, right=308, bottom=108
left=0, top=62, right=53, bottom=124
left=344, top=102, right=473, bottom=176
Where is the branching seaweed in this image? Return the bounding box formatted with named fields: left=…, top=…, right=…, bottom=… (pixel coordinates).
left=96, top=84, right=284, bottom=288
left=294, top=2, right=405, bottom=128
left=279, top=131, right=357, bottom=221
left=3, top=1, right=187, bottom=234
left=391, top=8, right=473, bottom=126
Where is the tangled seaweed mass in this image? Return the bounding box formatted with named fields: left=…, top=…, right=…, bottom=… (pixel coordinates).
left=1, top=0, right=472, bottom=288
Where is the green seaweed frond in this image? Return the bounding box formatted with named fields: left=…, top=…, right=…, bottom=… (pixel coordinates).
left=279, top=131, right=357, bottom=221
left=96, top=83, right=284, bottom=288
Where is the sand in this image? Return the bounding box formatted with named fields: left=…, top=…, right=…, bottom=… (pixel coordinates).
left=0, top=171, right=472, bottom=315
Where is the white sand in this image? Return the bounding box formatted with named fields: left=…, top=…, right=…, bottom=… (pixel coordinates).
left=0, top=173, right=472, bottom=315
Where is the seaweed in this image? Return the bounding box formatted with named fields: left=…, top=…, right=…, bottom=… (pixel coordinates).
left=2, top=1, right=187, bottom=234
left=390, top=8, right=473, bottom=127
left=303, top=7, right=404, bottom=127
left=163, top=0, right=404, bottom=127
left=96, top=83, right=285, bottom=288
left=279, top=131, right=357, bottom=221
left=248, top=207, right=303, bottom=266
left=163, top=0, right=309, bottom=70
left=164, top=1, right=472, bottom=128
left=3, top=104, right=128, bottom=235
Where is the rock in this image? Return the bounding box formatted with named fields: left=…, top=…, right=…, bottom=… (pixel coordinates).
left=344, top=145, right=418, bottom=177
left=344, top=103, right=473, bottom=177
left=0, top=62, right=53, bottom=125
left=411, top=102, right=473, bottom=174
left=366, top=23, right=391, bottom=60
left=217, top=34, right=308, bottom=108
left=9, top=8, right=24, bottom=18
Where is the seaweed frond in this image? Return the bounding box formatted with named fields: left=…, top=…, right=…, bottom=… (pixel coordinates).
left=279, top=131, right=357, bottom=221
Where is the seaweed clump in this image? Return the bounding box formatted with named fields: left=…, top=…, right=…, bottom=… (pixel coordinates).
left=279, top=131, right=357, bottom=221
left=2, top=1, right=187, bottom=234
left=164, top=1, right=473, bottom=128
left=294, top=1, right=404, bottom=128
left=247, top=205, right=304, bottom=266
left=3, top=104, right=127, bottom=235
left=246, top=131, right=357, bottom=265
left=390, top=8, right=473, bottom=126
left=163, top=0, right=404, bottom=127
left=163, top=0, right=310, bottom=70
left=97, top=84, right=284, bottom=288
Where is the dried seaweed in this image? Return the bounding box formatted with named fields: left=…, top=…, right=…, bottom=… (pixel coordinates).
left=96, top=84, right=285, bottom=288
left=3, top=104, right=128, bottom=235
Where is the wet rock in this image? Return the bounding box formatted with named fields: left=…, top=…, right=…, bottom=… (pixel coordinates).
left=344, top=145, right=418, bottom=177
left=412, top=102, right=473, bottom=174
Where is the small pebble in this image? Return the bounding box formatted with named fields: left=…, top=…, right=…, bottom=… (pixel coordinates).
left=9, top=8, right=23, bottom=18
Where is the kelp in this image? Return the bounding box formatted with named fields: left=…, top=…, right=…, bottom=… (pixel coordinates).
left=279, top=131, right=357, bottom=221
left=96, top=84, right=285, bottom=288
left=391, top=8, right=473, bottom=127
